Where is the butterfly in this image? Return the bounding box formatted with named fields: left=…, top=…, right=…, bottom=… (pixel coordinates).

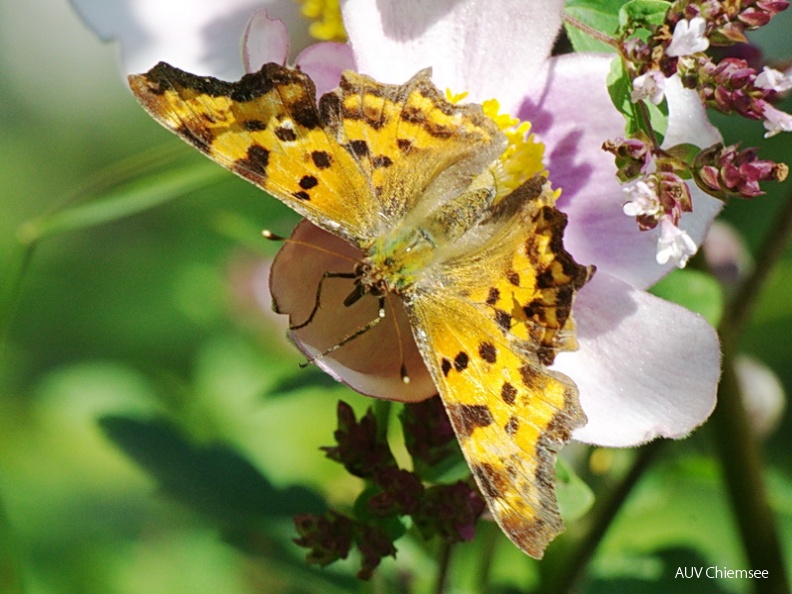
left=128, top=61, right=593, bottom=558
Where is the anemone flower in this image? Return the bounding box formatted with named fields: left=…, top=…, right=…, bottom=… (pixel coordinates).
left=272, top=0, right=723, bottom=447
left=73, top=0, right=721, bottom=448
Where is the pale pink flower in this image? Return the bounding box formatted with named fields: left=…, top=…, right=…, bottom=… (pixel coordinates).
left=73, top=0, right=723, bottom=447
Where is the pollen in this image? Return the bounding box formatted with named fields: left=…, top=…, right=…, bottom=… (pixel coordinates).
left=297, top=0, right=347, bottom=42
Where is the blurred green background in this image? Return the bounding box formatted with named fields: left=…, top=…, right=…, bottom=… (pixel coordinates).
left=1, top=2, right=791, bottom=593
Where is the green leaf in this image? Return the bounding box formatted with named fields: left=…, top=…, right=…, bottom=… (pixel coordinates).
left=17, top=161, right=226, bottom=243
left=645, top=97, right=669, bottom=143
left=556, top=457, right=595, bottom=521
left=649, top=268, right=724, bottom=326
left=618, top=0, right=671, bottom=30
left=607, top=57, right=639, bottom=132
left=607, top=57, right=668, bottom=142
left=665, top=143, right=701, bottom=167
left=99, top=415, right=325, bottom=524
left=564, top=0, right=626, bottom=52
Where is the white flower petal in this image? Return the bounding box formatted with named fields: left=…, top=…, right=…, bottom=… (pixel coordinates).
left=341, top=0, right=564, bottom=107
left=554, top=273, right=720, bottom=446
left=755, top=66, right=792, bottom=92
left=762, top=103, right=792, bottom=138
left=666, top=16, right=710, bottom=57
left=656, top=216, right=697, bottom=268
left=71, top=0, right=312, bottom=78
left=242, top=8, right=290, bottom=72
left=631, top=71, right=666, bottom=105
left=294, top=42, right=356, bottom=97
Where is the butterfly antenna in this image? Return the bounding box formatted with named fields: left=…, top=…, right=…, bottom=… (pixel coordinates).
left=262, top=229, right=361, bottom=265
left=384, top=291, right=411, bottom=385
left=263, top=229, right=367, bottom=330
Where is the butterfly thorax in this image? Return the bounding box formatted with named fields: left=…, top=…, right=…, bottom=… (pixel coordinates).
left=362, top=184, right=497, bottom=294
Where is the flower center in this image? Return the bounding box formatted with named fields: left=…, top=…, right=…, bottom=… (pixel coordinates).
left=296, top=0, right=347, bottom=42
left=447, top=91, right=552, bottom=202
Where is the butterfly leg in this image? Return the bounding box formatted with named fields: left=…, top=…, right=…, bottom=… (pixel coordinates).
left=299, top=294, right=386, bottom=367
left=290, top=270, right=358, bottom=330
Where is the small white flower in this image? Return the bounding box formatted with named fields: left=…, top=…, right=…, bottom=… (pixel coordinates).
left=755, top=66, right=792, bottom=93
left=622, top=179, right=662, bottom=218
left=656, top=216, right=697, bottom=268
left=666, top=17, right=710, bottom=58
left=631, top=71, right=666, bottom=105
left=762, top=103, right=792, bottom=138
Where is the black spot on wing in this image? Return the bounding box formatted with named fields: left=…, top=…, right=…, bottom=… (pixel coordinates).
left=486, top=287, right=500, bottom=305
left=396, top=138, right=413, bottom=152
left=454, top=351, right=469, bottom=372
left=372, top=155, right=393, bottom=168
left=299, top=175, right=319, bottom=189
left=495, top=309, right=512, bottom=331
left=501, top=382, right=517, bottom=405
left=311, top=150, right=332, bottom=169
left=275, top=126, right=297, bottom=142
left=449, top=404, right=494, bottom=438
left=242, top=119, right=267, bottom=131
left=478, top=342, right=497, bottom=363
left=536, top=268, right=556, bottom=289
left=347, top=140, right=370, bottom=158
left=235, top=144, right=270, bottom=177
left=472, top=463, right=507, bottom=499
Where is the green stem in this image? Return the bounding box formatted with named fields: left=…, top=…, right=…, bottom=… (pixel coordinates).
left=539, top=185, right=792, bottom=593
left=540, top=441, right=664, bottom=593
left=561, top=13, right=620, bottom=49
left=710, top=188, right=792, bottom=594
left=0, top=479, right=25, bottom=594
left=474, top=521, right=499, bottom=592
left=710, top=362, right=788, bottom=594
left=433, top=539, right=453, bottom=594
left=372, top=399, right=392, bottom=442
left=0, top=242, right=36, bottom=350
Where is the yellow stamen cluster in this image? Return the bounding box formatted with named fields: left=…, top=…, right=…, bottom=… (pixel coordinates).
left=481, top=98, right=550, bottom=201
left=297, top=0, right=347, bottom=42
left=446, top=90, right=552, bottom=202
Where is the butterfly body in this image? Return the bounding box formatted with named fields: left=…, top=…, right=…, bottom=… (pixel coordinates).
left=129, top=62, right=593, bottom=558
